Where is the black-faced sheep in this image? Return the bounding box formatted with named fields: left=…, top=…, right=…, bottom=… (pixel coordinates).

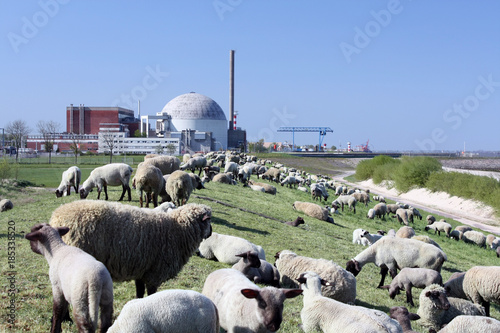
left=425, top=221, right=452, bottom=237
left=55, top=166, right=81, bottom=197
left=389, top=306, right=420, bottom=333
left=395, top=208, right=410, bottom=225
left=332, top=195, right=357, bottom=214
left=352, top=191, right=370, bottom=207
left=284, top=216, right=305, bottom=227
left=293, top=201, right=334, bottom=223
left=232, top=251, right=280, bottom=287
left=462, top=230, right=487, bottom=248
left=25, top=223, right=113, bottom=333
left=80, top=163, right=133, bottom=201
left=50, top=200, right=212, bottom=298
left=180, top=156, right=207, bottom=176
left=0, top=199, right=13, bottom=212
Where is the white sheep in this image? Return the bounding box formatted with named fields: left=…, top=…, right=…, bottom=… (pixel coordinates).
left=461, top=230, right=487, bottom=248
left=297, top=271, right=403, bottom=333
left=180, top=156, right=207, bottom=176
left=345, top=237, right=447, bottom=288
left=411, top=235, right=442, bottom=249
left=380, top=267, right=443, bottom=306
left=311, top=182, right=329, bottom=202
left=332, top=195, right=357, bottom=214
left=198, top=232, right=265, bottom=265
left=248, top=180, right=277, bottom=195
left=25, top=223, right=113, bottom=332
left=395, top=208, right=410, bottom=226
left=280, top=175, right=299, bottom=188
left=79, top=163, right=133, bottom=201
left=462, top=265, right=500, bottom=317
left=108, top=289, right=219, bottom=332
left=212, top=172, right=236, bottom=184
left=274, top=250, right=356, bottom=304
left=353, top=228, right=370, bottom=246
left=55, top=166, right=81, bottom=197
left=165, top=170, right=193, bottom=206
left=141, top=155, right=181, bottom=175
left=396, top=226, right=415, bottom=239
left=132, top=163, right=164, bottom=207
left=435, top=315, right=500, bottom=332
left=232, top=251, right=280, bottom=287
left=202, top=268, right=302, bottom=333
left=224, top=161, right=239, bottom=178
left=352, top=191, right=370, bottom=207
left=50, top=200, right=212, bottom=298
left=0, top=199, right=13, bottom=212
left=425, top=221, right=452, bottom=237
left=361, top=230, right=387, bottom=245
left=293, top=201, right=334, bottom=223
left=367, top=208, right=375, bottom=219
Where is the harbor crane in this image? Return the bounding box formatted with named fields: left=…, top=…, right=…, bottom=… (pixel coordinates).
left=277, top=126, right=333, bottom=151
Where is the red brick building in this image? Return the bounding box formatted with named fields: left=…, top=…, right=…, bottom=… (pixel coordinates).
left=67, top=104, right=139, bottom=135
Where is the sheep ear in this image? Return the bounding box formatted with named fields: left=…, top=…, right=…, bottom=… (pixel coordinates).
left=320, top=279, right=331, bottom=286
left=25, top=230, right=43, bottom=241
left=296, top=273, right=307, bottom=284
left=425, top=291, right=432, bottom=297
left=241, top=288, right=260, bottom=299
left=282, top=289, right=303, bottom=299
left=235, top=253, right=246, bottom=258
left=57, top=227, right=70, bottom=237
left=409, top=313, right=420, bottom=321
left=202, top=214, right=211, bottom=222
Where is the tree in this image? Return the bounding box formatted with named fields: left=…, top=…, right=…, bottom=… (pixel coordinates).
left=68, top=133, right=83, bottom=164
left=248, top=139, right=267, bottom=153
left=155, top=144, right=164, bottom=155
left=36, top=120, right=60, bottom=164
left=165, top=143, right=176, bottom=155
left=330, top=145, right=337, bottom=151
left=100, top=131, right=118, bottom=164
left=134, top=129, right=146, bottom=137
left=6, top=120, right=30, bottom=162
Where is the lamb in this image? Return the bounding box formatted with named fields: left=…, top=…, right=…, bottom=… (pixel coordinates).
left=311, top=183, right=329, bottom=202
left=296, top=271, right=403, bottom=333
left=248, top=180, right=277, bottom=195
left=141, top=155, right=181, bottom=175
left=380, top=267, right=443, bottom=306
left=407, top=206, right=422, bottom=220
left=182, top=153, right=191, bottom=163
left=462, top=265, right=500, bottom=317
left=202, top=268, right=302, bottom=333
left=132, top=164, right=164, bottom=207
left=50, top=201, right=212, bottom=298
left=427, top=215, right=436, bottom=224
left=367, top=208, right=375, bottom=219
left=389, top=306, right=420, bottom=333
left=25, top=223, right=113, bottom=333
left=198, top=232, right=265, bottom=265
left=55, top=166, right=81, bottom=197
left=461, top=230, right=487, bottom=248
left=274, top=250, right=356, bottom=304
left=165, top=170, right=193, bottom=206
left=361, top=230, right=386, bottom=245
left=345, top=237, right=447, bottom=288
left=108, top=289, right=219, bottom=333
left=353, top=228, right=371, bottom=246
left=0, top=199, right=13, bottom=212
left=425, top=221, right=452, bottom=237
left=332, top=195, right=357, bottom=214
left=373, top=202, right=388, bottom=219
left=232, top=251, right=280, bottom=287
left=79, top=163, right=133, bottom=201
left=436, top=315, right=500, bottom=332
left=297, top=186, right=309, bottom=193
left=224, top=161, right=239, bottom=179
left=417, top=284, right=485, bottom=331
left=395, top=208, right=410, bottom=226
left=293, top=201, right=334, bottom=223
left=180, top=156, right=207, bottom=176
left=284, top=216, right=305, bottom=227
left=352, top=192, right=371, bottom=207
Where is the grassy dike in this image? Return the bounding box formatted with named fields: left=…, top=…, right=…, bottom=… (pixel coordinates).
left=1, top=160, right=499, bottom=332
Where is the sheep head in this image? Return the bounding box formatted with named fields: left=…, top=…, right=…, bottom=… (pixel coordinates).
left=345, top=259, right=361, bottom=276
left=25, top=223, right=70, bottom=255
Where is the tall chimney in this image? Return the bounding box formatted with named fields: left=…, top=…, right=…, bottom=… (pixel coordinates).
left=229, top=50, right=235, bottom=131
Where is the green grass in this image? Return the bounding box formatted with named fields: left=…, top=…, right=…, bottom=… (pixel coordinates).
left=1, top=160, right=500, bottom=332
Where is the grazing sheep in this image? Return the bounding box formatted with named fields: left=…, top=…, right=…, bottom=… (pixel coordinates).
left=55, top=166, right=81, bottom=197
left=141, top=155, right=181, bottom=175
left=165, top=170, right=193, bottom=207
left=182, top=153, right=191, bottom=163
left=366, top=208, right=375, bottom=219
left=407, top=207, right=422, bottom=220
left=372, top=202, right=388, bottom=219
left=232, top=251, right=280, bottom=287
left=293, top=201, right=334, bottom=223
left=180, top=156, right=207, bottom=176
left=188, top=172, right=204, bottom=190
left=224, top=161, right=239, bottom=179
left=352, top=192, right=370, bottom=207
left=443, top=272, right=467, bottom=299
left=387, top=204, right=402, bottom=214
left=108, top=289, right=219, bottom=333
left=380, top=267, right=443, bottom=306
left=417, top=284, right=485, bottom=331
left=411, top=235, right=442, bottom=249
left=262, top=167, right=281, bottom=183
left=360, top=230, right=386, bottom=245
left=396, top=226, right=415, bottom=239
left=332, top=195, right=357, bottom=214
left=455, top=225, right=473, bottom=233
left=202, top=268, right=302, bottom=333
left=198, top=232, right=265, bottom=265
left=395, top=208, right=410, bottom=226
left=353, top=228, right=370, bottom=246
left=297, top=271, right=403, bottom=333
left=462, top=230, right=487, bottom=248
left=79, top=163, right=133, bottom=201
left=427, top=215, right=436, bottom=224
left=462, top=265, right=500, bottom=317
left=25, top=223, right=113, bottom=333
left=486, top=234, right=500, bottom=249
left=274, top=250, right=356, bottom=304
left=212, top=172, right=236, bottom=184
left=284, top=216, right=305, bottom=227
left=311, top=183, right=329, bottom=202
left=50, top=200, right=212, bottom=298
left=389, top=306, right=420, bottom=333
left=0, top=199, right=13, bottom=212
left=280, top=175, right=299, bottom=188
left=437, top=315, right=500, bottom=332
left=345, top=237, right=447, bottom=288
left=425, top=221, right=452, bottom=237
left=132, top=164, right=164, bottom=208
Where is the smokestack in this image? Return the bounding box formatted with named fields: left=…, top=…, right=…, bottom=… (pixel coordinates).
left=229, top=50, right=235, bottom=131
left=138, top=100, right=141, bottom=119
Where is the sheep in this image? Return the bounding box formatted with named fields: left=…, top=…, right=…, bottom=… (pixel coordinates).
left=248, top=180, right=277, bottom=195
left=361, top=230, right=386, bottom=245
left=165, top=170, right=193, bottom=207
left=345, top=237, right=447, bottom=288
left=396, top=226, right=415, bottom=239
left=297, top=186, right=309, bottom=193
left=293, top=201, right=334, bottom=223
left=144, top=153, right=159, bottom=159
left=436, top=315, right=500, bottom=332
left=132, top=164, right=164, bottom=208
left=373, top=202, right=388, bottom=219
left=212, top=172, right=236, bottom=184
left=311, top=183, right=329, bottom=202
left=198, top=232, right=265, bottom=265
left=296, top=271, right=403, bottom=333
left=55, top=166, right=81, bottom=197
left=280, top=175, right=299, bottom=188
left=332, top=195, right=357, bottom=214
left=50, top=200, right=212, bottom=298
left=497, top=246, right=500, bottom=258
left=395, top=208, right=410, bottom=226
left=25, top=223, right=113, bottom=333
left=462, top=230, right=487, bottom=248
left=274, top=250, right=356, bottom=304
left=232, top=251, right=280, bottom=287
left=417, top=284, right=485, bottom=331
left=389, top=306, right=420, bottom=333
left=450, top=225, right=474, bottom=240
left=182, top=153, right=191, bottom=163
left=353, top=228, right=371, bottom=246
left=462, top=265, right=500, bottom=317
left=373, top=195, right=386, bottom=203
left=224, top=161, right=239, bottom=178
left=141, top=155, right=181, bottom=175
left=188, top=172, right=204, bottom=190
left=411, top=235, right=442, bottom=249
left=379, top=267, right=443, bottom=306
left=443, top=272, right=467, bottom=299
left=387, top=204, right=402, bottom=214
left=367, top=208, right=375, bottom=219
left=425, top=221, right=452, bottom=237
left=0, top=199, right=13, bottom=212
left=107, top=289, right=219, bottom=333
left=180, top=156, right=207, bottom=176
left=202, top=268, right=302, bottom=333
left=455, top=225, right=473, bottom=233
left=427, top=215, right=436, bottom=224
left=284, top=216, right=305, bottom=227
left=352, top=191, right=370, bottom=207
left=79, top=163, right=133, bottom=201
left=334, top=186, right=344, bottom=196
left=407, top=206, right=422, bottom=220
left=486, top=234, right=500, bottom=249
left=153, top=201, right=176, bottom=213
left=261, top=167, right=281, bottom=183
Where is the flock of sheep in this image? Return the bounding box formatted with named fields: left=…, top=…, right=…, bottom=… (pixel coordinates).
left=20, top=151, right=500, bottom=332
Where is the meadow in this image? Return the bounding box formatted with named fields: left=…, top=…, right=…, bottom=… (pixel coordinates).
left=1, top=155, right=499, bottom=332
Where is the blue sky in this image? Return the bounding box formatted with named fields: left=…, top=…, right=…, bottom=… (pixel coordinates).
left=1, top=1, right=499, bottom=151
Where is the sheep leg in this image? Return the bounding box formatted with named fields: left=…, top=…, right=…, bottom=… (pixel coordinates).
left=483, top=301, right=490, bottom=317
left=118, top=184, right=126, bottom=201
left=405, top=287, right=415, bottom=306
left=135, top=279, right=146, bottom=298
left=66, top=187, right=71, bottom=196
left=51, top=296, right=69, bottom=333
left=103, top=184, right=109, bottom=200
left=146, top=284, right=157, bottom=296
left=99, top=299, right=113, bottom=332
left=378, top=265, right=389, bottom=287
left=139, top=191, right=144, bottom=207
